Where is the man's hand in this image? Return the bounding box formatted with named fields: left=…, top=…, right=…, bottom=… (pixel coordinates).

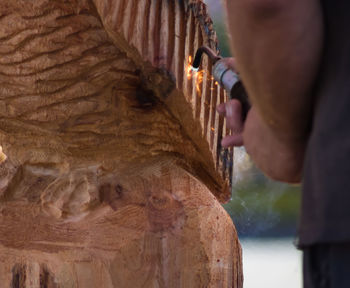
left=217, top=100, right=305, bottom=183
left=219, top=0, right=323, bottom=184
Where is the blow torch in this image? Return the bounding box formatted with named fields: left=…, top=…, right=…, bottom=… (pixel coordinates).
left=191, top=46, right=251, bottom=120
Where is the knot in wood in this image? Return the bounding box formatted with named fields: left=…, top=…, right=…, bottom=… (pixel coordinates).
left=147, top=191, right=184, bottom=233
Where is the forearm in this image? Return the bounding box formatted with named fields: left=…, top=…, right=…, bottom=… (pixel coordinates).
left=225, top=0, right=323, bottom=142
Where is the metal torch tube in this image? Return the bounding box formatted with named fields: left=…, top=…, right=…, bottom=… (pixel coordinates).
left=213, top=59, right=251, bottom=121
left=212, top=59, right=240, bottom=94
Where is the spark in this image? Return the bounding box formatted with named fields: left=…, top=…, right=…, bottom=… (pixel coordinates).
left=187, top=56, right=193, bottom=80
left=186, top=55, right=215, bottom=96
left=195, top=70, right=206, bottom=94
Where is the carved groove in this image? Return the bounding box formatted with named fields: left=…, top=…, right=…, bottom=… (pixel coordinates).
left=11, top=264, right=26, bottom=288
left=0, top=1, right=242, bottom=286
left=40, top=265, right=57, bottom=288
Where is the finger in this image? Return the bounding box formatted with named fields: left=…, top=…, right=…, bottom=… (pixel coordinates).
left=216, top=103, right=226, bottom=116
left=221, top=134, right=244, bottom=148
left=225, top=58, right=237, bottom=72
left=226, top=99, right=243, bottom=132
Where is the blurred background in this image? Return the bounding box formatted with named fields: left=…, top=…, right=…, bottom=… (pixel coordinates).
left=203, top=1, right=303, bottom=287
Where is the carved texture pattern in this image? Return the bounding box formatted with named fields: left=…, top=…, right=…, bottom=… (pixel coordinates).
left=0, top=0, right=242, bottom=287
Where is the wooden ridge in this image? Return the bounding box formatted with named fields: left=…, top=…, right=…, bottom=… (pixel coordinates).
left=94, top=0, right=233, bottom=201
left=0, top=1, right=243, bottom=287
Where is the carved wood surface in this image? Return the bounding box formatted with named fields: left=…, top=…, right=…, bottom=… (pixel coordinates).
left=0, top=0, right=242, bottom=287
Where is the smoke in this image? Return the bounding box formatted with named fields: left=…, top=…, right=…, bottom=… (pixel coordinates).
left=223, top=147, right=301, bottom=238
left=232, top=147, right=254, bottom=186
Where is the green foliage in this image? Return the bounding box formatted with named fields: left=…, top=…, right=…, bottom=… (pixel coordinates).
left=223, top=167, right=301, bottom=237
left=212, top=21, right=232, bottom=57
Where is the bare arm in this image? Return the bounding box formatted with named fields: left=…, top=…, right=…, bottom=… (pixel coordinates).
left=224, top=0, right=323, bottom=142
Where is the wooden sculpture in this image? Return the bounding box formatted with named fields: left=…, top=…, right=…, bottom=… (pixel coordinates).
left=0, top=0, right=243, bottom=287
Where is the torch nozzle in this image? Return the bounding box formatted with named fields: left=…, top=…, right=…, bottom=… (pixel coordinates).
left=192, top=46, right=222, bottom=69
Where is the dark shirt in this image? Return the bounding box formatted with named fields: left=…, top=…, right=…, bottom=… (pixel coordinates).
left=299, top=0, right=350, bottom=246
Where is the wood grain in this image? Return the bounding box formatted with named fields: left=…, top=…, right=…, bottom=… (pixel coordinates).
left=0, top=0, right=242, bottom=287
left=94, top=0, right=233, bottom=190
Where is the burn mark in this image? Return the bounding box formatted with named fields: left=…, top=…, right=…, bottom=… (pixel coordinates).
left=133, top=87, right=158, bottom=111
left=11, top=264, right=26, bottom=288
left=40, top=267, right=49, bottom=288
left=136, top=66, right=176, bottom=106
left=98, top=184, right=109, bottom=203
left=218, top=143, right=233, bottom=186
left=40, top=265, right=57, bottom=288
left=115, top=184, right=123, bottom=199
left=99, top=183, right=124, bottom=210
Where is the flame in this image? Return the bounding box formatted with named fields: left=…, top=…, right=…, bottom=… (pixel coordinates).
left=187, top=56, right=193, bottom=80
left=186, top=55, right=215, bottom=96
left=195, top=70, right=205, bottom=94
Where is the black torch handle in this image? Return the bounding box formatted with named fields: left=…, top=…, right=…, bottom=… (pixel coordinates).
left=230, top=81, right=251, bottom=122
